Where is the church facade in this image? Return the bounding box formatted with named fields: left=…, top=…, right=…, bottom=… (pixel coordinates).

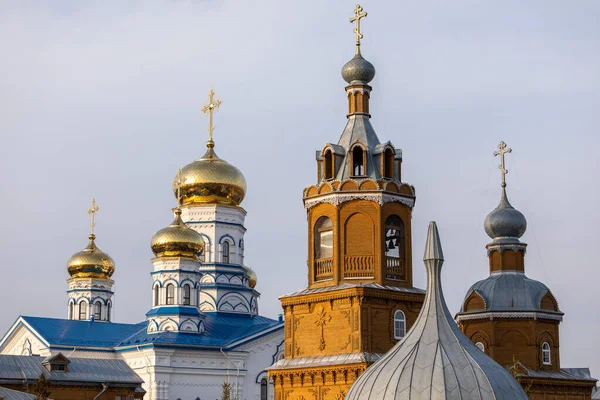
left=0, top=89, right=284, bottom=400
left=268, top=6, right=425, bottom=399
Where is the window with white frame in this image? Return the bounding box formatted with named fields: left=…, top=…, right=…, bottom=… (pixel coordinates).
left=78, top=301, right=87, bottom=320
left=94, top=302, right=102, bottom=320
left=183, top=284, right=191, bottom=305
left=166, top=284, right=175, bottom=305
left=542, top=342, right=551, bottom=365
left=222, top=241, right=230, bottom=263
left=393, top=310, right=406, bottom=340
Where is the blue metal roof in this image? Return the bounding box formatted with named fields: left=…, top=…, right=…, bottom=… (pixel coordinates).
left=145, top=306, right=203, bottom=317
left=16, top=314, right=282, bottom=351
left=119, top=313, right=282, bottom=349
left=20, top=316, right=145, bottom=348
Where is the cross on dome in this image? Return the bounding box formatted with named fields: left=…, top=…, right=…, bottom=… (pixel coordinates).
left=87, top=198, right=99, bottom=236
left=201, top=87, right=222, bottom=146
left=350, top=4, right=368, bottom=53
left=174, top=168, right=183, bottom=207
left=494, top=141, right=512, bottom=188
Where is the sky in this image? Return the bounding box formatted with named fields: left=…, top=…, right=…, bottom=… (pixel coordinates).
left=0, top=0, right=598, bottom=376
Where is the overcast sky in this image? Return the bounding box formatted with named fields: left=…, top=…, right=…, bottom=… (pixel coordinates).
left=0, top=0, right=598, bottom=376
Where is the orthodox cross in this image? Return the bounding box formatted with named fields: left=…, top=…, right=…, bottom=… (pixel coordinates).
left=201, top=87, right=222, bottom=142
left=350, top=4, right=368, bottom=50
left=174, top=168, right=183, bottom=207
left=88, top=198, right=99, bottom=235
left=493, top=141, right=512, bottom=187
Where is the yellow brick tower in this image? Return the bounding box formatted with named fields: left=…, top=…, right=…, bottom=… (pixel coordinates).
left=268, top=6, right=425, bottom=399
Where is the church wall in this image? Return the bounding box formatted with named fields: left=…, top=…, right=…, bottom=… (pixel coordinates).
left=0, top=325, right=49, bottom=357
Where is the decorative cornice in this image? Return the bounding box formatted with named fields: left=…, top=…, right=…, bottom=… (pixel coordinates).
left=304, top=192, right=414, bottom=210
left=280, top=286, right=424, bottom=307
left=456, top=311, right=563, bottom=323
left=486, top=243, right=527, bottom=256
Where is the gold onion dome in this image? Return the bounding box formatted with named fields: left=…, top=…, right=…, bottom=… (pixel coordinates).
left=245, top=265, right=257, bottom=289
left=176, top=142, right=247, bottom=207
left=67, top=234, right=115, bottom=279
left=151, top=208, right=204, bottom=258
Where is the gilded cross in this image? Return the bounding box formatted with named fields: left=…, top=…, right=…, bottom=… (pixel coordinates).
left=494, top=141, right=512, bottom=187
left=350, top=4, right=368, bottom=50
left=87, top=198, right=99, bottom=235
left=174, top=168, right=183, bottom=207
left=201, top=87, right=222, bottom=142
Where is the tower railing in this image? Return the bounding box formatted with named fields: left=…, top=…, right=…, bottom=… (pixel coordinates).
left=385, top=257, right=405, bottom=281
left=315, top=258, right=334, bottom=281
left=344, top=255, right=374, bottom=278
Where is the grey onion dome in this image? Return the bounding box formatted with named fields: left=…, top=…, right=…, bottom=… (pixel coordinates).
left=341, top=53, right=376, bottom=84
left=484, top=187, right=527, bottom=240
left=346, top=222, right=528, bottom=400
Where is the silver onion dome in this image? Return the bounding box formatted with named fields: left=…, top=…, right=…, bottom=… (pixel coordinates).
left=484, top=187, right=527, bottom=240
left=341, top=53, right=376, bottom=84
left=345, top=222, right=528, bottom=400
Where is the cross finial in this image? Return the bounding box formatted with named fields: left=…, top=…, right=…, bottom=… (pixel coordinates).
left=200, top=87, right=222, bottom=147
left=87, top=198, right=99, bottom=236
left=350, top=4, right=368, bottom=53
left=493, top=141, right=512, bottom=187
left=174, top=168, right=183, bottom=208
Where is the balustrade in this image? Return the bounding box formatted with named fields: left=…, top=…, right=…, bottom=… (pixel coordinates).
left=385, top=257, right=405, bottom=281
left=343, top=255, right=374, bottom=278
left=315, top=258, right=333, bottom=281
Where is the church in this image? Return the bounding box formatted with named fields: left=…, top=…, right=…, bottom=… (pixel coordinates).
left=0, top=89, right=284, bottom=400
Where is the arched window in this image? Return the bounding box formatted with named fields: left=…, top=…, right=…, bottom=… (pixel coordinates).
left=222, top=241, right=230, bottom=264
left=78, top=301, right=88, bottom=320
left=240, top=240, right=245, bottom=264
left=475, top=342, right=485, bottom=352
left=542, top=342, right=551, bottom=365
left=260, top=377, right=268, bottom=400
left=352, top=146, right=365, bottom=176
left=154, top=285, right=160, bottom=306
left=385, top=215, right=406, bottom=281
left=384, top=148, right=395, bottom=179
left=183, top=284, right=191, bottom=305
left=324, top=150, right=334, bottom=180
left=393, top=310, right=406, bottom=340
left=94, top=302, right=102, bottom=320
left=314, top=217, right=333, bottom=260
left=69, top=303, right=73, bottom=320
left=107, top=303, right=111, bottom=322
left=166, top=284, right=175, bottom=305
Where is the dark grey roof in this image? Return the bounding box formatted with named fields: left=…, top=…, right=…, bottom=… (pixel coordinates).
left=484, top=187, right=527, bottom=241
left=346, top=222, right=528, bottom=400
left=280, top=282, right=425, bottom=299
left=0, top=355, right=143, bottom=385
left=511, top=363, right=596, bottom=383
left=0, top=387, right=42, bottom=400
left=459, top=271, right=562, bottom=314
left=269, top=352, right=382, bottom=371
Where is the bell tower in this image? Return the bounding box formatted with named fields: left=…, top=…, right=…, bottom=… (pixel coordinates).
left=268, top=6, right=425, bottom=400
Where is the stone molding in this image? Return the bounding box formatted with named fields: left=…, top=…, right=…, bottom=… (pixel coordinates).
left=304, top=192, right=414, bottom=211
left=456, top=311, right=563, bottom=322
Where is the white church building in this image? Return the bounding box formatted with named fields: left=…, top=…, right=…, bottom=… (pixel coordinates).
left=0, top=89, right=284, bottom=400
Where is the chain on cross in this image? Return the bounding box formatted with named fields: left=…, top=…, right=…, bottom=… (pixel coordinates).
left=88, top=198, right=99, bottom=236
left=201, top=87, right=222, bottom=143
left=494, top=141, right=512, bottom=187
left=350, top=4, right=368, bottom=51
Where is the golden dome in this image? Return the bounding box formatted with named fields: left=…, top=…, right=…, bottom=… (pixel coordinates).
left=176, top=142, right=246, bottom=207
left=151, top=208, right=204, bottom=259
left=67, top=234, right=115, bottom=279
left=245, top=265, right=257, bottom=289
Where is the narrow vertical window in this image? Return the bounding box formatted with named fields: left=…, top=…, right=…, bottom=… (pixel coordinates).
left=394, top=310, right=406, bottom=340
left=222, top=241, right=230, bottom=263
left=542, top=342, right=551, bottom=365
left=183, top=284, right=191, bottom=305
left=385, top=215, right=406, bottom=281
left=352, top=146, right=365, bottom=176
left=314, top=216, right=333, bottom=281
left=69, top=303, right=73, bottom=320
left=79, top=301, right=88, bottom=320
left=94, top=302, right=102, bottom=320
left=166, top=284, right=175, bottom=305
left=324, top=150, right=334, bottom=180
left=260, top=377, right=268, bottom=400
left=107, top=303, right=111, bottom=322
